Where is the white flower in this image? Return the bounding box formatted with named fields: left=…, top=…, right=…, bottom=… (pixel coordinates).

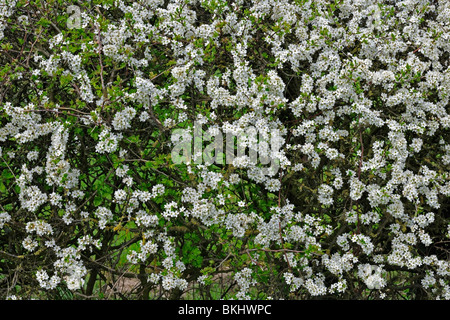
left=94, top=207, right=113, bottom=229
left=27, top=150, right=39, bottom=161
left=358, top=264, right=386, bottom=289
left=26, top=220, right=53, bottom=236
left=95, top=128, right=120, bottom=154
left=410, top=138, right=423, bottom=153
left=0, top=212, right=11, bottom=228
left=349, top=177, right=365, bottom=201
left=304, top=277, right=327, bottom=296
left=265, top=178, right=281, bottom=192
left=49, top=192, right=62, bottom=207
left=162, top=273, right=177, bottom=290
left=114, top=189, right=127, bottom=202
left=115, top=164, right=129, bottom=177
left=19, top=185, right=48, bottom=213
left=350, top=234, right=374, bottom=255
left=112, top=107, right=137, bottom=131
left=421, top=272, right=436, bottom=288
left=325, top=148, right=339, bottom=160
left=22, top=236, right=38, bottom=252
left=148, top=273, right=160, bottom=284
left=162, top=201, right=179, bottom=219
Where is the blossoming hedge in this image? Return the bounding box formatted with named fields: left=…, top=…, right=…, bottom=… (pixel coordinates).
left=0, top=0, right=449, bottom=300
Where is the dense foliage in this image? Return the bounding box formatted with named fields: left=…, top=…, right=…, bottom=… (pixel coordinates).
left=0, top=0, right=449, bottom=300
